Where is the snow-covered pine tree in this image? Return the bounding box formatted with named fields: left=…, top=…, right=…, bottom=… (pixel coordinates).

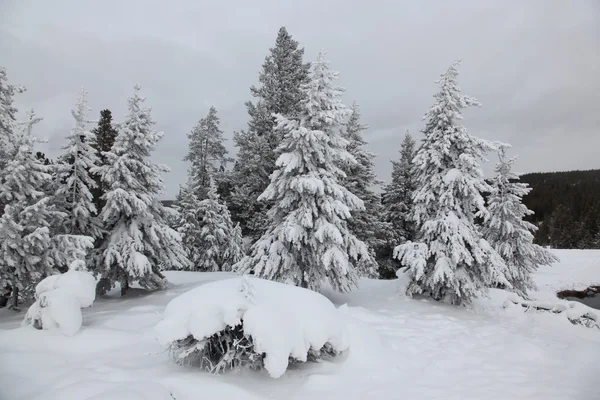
left=339, top=102, right=384, bottom=278
left=93, top=84, right=189, bottom=294
left=0, top=116, right=92, bottom=309
left=179, top=178, right=244, bottom=271
left=55, top=88, right=103, bottom=240
left=483, top=146, right=559, bottom=296
left=0, top=67, right=23, bottom=176
left=90, top=109, right=118, bottom=215
left=183, top=106, right=230, bottom=199
left=394, top=60, right=509, bottom=305
left=230, top=27, right=310, bottom=239
left=235, top=51, right=371, bottom=293
left=378, top=131, right=417, bottom=277
left=383, top=130, right=417, bottom=243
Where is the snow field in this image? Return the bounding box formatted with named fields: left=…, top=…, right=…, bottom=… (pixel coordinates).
left=0, top=251, right=598, bottom=400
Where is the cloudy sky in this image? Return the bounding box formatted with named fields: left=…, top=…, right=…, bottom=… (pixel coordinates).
left=1, top=0, right=599, bottom=198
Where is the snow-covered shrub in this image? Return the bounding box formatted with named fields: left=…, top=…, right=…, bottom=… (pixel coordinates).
left=502, top=293, right=600, bottom=330
left=23, top=260, right=96, bottom=336
left=155, top=276, right=349, bottom=378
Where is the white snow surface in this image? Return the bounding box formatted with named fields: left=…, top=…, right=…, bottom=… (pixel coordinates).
left=0, top=250, right=599, bottom=400
left=155, top=276, right=349, bottom=378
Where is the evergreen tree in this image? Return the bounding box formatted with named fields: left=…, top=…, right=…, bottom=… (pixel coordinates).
left=0, top=117, right=92, bottom=309
left=55, top=88, right=102, bottom=239
left=236, top=51, right=371, bottom=293
left=183, top=106, right=230, bottom=199
left=93, top=84, right=189, bottom=294
left=0, top=67, right=23, bottom=177
left=394, top=61, right=508, bottom=305
left=383, top=131, right=417, bottom=243
left=90, top=109, right=118, bottom=214
left=178, top=179, right=244, bottom=271
left=339, top=102, right=383, bottom=278
left=483, top=146, right=559, bottom=296
left=379, top=131, right=417, bottom=277
left=230, top=27, right=310, bottom=238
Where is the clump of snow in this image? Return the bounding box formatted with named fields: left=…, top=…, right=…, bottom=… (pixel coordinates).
left=155, top=276, right=349, bottom=378
left=35, top=260, right=97, bottom=307
left=442, top=167, right=463, bottom=184
left=22, top=261, right=97, bottom=336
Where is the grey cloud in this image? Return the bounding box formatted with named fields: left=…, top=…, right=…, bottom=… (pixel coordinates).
left=1, top=0, right=598, bottom=197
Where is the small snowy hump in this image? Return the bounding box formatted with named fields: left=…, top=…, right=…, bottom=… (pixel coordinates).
left=443, top=168, right=463, bottom=185
left=36, top=266, right=97, bottom=308
left=154, top=276, right=350, bottom=378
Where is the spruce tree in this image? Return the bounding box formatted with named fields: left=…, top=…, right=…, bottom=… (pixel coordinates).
left=394, top=61, right=508, bottom=305
left=383, top=131, right=417, bottom=243
left=55, top=88, right=102, bottom=239
left=0, top=117, right=92, bottom=309
left=339, top=102, right=384, bottom=278
left=0, top=67, right=23, bottom=175
left=236, top=51, right=371, bottom=293
left=91, top=109, right=118, bottom=214
left=230, top=27, right=310, bottom=238
left=483, top=146, right=558, bottom=296
left=183, top=106, right=230, bottom=199
left=178, top=179, right=244, bottom=271
left=379, top=131, right=417, bottom=277
left=93, top=84, right=189, bottom=294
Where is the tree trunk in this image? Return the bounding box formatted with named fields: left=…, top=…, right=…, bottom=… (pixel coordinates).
left=8, top=287, right=19, bottom=310
left=0, top=293, right=8, bottom=308
left=120, top=275, right=129, bottom=296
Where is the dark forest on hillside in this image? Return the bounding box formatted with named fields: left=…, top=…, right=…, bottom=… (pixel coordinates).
left=520, top=169, right=600, bottom=249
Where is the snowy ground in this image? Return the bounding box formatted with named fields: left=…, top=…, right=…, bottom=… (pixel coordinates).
left=1, top=250, right=599, bottom=400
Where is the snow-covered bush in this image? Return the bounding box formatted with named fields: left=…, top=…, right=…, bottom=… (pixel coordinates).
left=154, top=276, right=349, bottom=378
left=23, top=260, right=96, bottom=336
left=502, top=292, right=599, bottom=330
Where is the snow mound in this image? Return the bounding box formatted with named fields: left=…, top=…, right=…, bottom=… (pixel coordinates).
left=155, top=276, right=350, bottom=378
left=23, top=263, right=97, bottom=336
left=35, top=261, right=97, bottom=308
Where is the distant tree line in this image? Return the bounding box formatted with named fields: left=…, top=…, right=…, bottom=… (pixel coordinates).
left=520, top=170, right=600, bottom=249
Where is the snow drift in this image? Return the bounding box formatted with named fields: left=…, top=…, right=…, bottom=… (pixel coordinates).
left=22, top=261, right=96, bottom=336
left=154, top=276, right=350, bottom=378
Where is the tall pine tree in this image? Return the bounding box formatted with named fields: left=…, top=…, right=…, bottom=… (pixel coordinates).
left=236, top=51, right=371, bottom=293
left=93, top=84, right=189, bottom=294
left=339, top=102, right=384, bottom=278
left=0, top=67, right=23, bottom=171
left=0, top=115, right=92, bottom=309
left=182, top=106, right=230, bottom=200
left=379, top=131, right=417, bottom=277
left=383, top=131, right=417, bottom=243
left=55, top=88, right=103, bottom=239
left=230, top=27, right=310, bottom=239
left=394, top=61, right=508, bottom=305
left=483, top=146, right=558, bottom=297
left=90, top=109, right=118, bottom=215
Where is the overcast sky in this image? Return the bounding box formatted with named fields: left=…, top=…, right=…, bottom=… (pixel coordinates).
left=1, top=0, right=599, bottom=198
